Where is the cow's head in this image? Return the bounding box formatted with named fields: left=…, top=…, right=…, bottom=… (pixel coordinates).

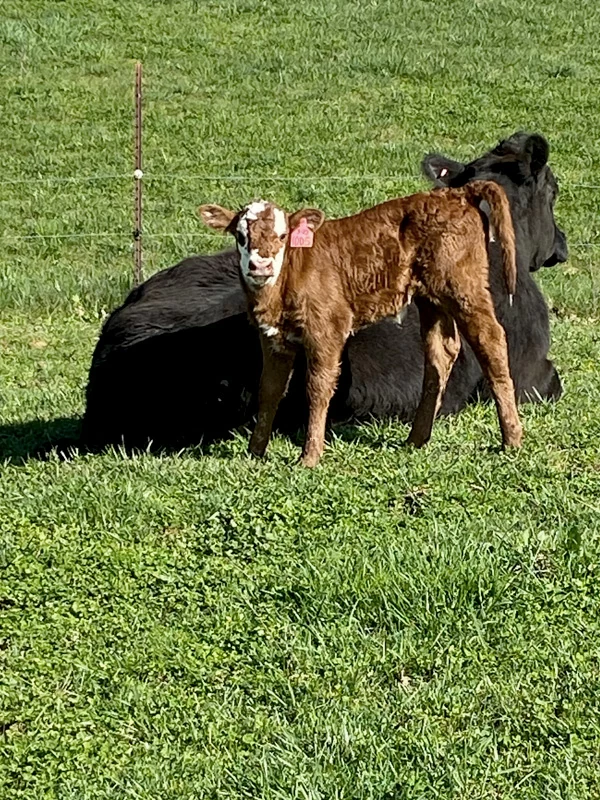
left=199, top=201, right=324, bottom=289
left=422, top=132, right=568, bottom=272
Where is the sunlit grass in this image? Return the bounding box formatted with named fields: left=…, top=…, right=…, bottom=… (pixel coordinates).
left=1, top=1, right=600, bottom=797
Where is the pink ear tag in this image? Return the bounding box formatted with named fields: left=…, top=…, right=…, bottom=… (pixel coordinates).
left=290, top=218, right=314, bottom=248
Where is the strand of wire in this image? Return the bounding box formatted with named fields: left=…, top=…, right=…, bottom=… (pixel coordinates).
left=2, top=231, right=599, bottom=247
left=1, top=172, right=599, bottom=189
left=0, top=173, right=422, bottom=185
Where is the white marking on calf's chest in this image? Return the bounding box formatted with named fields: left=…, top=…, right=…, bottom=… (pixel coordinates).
left=260, top=323, right=279, bottom=338
left=258, top=320, right=302, bottom=348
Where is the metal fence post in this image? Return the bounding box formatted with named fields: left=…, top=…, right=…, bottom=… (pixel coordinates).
left=133, top=61, right=143, bottom=285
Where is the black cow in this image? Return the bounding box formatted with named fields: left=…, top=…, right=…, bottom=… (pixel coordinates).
left=81, top=132, right=568, bottom=451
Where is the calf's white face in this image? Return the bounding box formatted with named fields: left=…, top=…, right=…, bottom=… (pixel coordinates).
left=198, top=201, right=325, bottom=290
left=234, top=201, right=288, bottom=288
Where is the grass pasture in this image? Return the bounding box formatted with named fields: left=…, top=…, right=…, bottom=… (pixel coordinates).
left=2, top=1, right=600, bottom=797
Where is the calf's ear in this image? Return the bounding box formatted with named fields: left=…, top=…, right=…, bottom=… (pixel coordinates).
left=289, top=208, right=325, bottom=232
left=422, top=154, right=465, bottom=186
left=523, top=134, right=549, bottom=175
left=198, top=204, right=237, bottom=232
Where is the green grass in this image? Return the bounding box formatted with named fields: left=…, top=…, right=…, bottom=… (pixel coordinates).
left=2, top=1, right=600, bottom=797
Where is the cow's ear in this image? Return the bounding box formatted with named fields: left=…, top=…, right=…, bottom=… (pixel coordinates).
left=523, top=134, right=549, bottom=176
left=422, top=154, right=465, bottom=186
left=198, top=204, right=237, bottom=233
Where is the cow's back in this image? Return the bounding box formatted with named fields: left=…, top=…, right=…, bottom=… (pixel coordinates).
left=82, top=249, right=253, bottom=448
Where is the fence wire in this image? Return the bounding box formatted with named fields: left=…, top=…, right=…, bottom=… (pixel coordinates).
left=1, top=171, right=598, bottom=249
left=2, top=231, right=219, bottom=241
left=0, top=172, right=599, bottom=188
left=2, top=232, right=597, bottom=249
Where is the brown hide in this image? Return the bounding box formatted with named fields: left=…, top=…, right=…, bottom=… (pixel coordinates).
left=203, top=181, right=521, bottom=466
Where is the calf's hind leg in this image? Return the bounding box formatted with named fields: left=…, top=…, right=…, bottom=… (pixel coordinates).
left=407, top=300, right=461, bottom=448
left=249, top=339, right=296, bottom=458
left=455, top=294, right=523, bottom=448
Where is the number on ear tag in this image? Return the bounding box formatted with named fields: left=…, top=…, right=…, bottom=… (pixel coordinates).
left=290, top=218, right=314, bottom=248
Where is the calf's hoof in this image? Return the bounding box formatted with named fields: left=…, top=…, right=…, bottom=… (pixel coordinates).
left=248, top=442, right=268, bottom=458
left=405, top=432, right=429, bottom=448
left=300, top=451, right=322, bottom=468
left=502, top=425, right=523, bottom=449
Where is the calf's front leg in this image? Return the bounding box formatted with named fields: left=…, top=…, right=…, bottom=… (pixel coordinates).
left=301, top=340, right=345, bottom=468
left=249, top=339, right=296, bottom=458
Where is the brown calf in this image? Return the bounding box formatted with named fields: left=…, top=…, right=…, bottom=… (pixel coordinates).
left=199, top=182, right=522, bottom=467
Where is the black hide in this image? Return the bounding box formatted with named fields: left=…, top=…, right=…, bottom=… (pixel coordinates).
left=81, top=132, right=567, bottom=450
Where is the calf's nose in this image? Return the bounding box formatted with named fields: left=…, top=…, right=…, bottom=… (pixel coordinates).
left=251, top=255, right=272, bottom=268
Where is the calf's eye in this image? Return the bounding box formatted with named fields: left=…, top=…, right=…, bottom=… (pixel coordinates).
left=279, top=233, right=286, bottom=241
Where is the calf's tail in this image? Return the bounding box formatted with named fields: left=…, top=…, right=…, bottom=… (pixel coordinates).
left=465, top=180, right=517, bottom=304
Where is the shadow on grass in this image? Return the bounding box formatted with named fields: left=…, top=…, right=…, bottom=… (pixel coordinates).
left=0, top=417, right=82, bottom=464
left=0, top=415, right=252, bottom=464
left=0, top=415, right=374, bottom=465
left=0, top=415, right=440, bottom=465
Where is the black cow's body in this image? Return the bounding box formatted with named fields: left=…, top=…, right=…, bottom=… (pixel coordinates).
left=81, top=132, right=568, bottom=450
